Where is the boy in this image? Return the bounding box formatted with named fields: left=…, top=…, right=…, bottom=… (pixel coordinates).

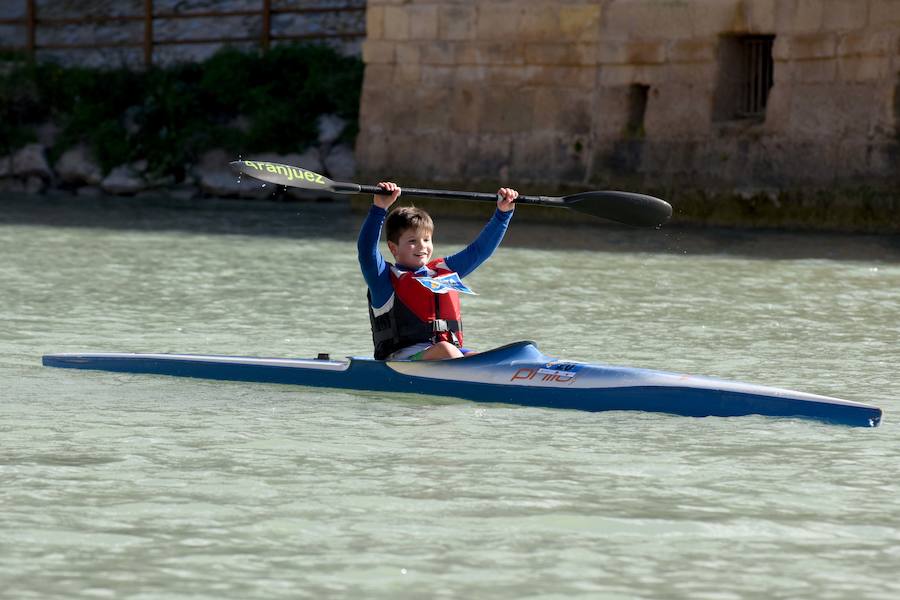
left=357, top=182, right=518, bottom=361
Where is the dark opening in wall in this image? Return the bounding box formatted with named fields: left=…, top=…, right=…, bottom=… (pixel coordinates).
left=625, top=84, right=649, bottom=137
left=894, top=72, right=900, bottom=137
left=713, top=34, right=775, bottom=121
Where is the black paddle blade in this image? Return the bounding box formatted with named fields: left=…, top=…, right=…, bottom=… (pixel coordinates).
left=562, top=191, right=672, bottom=227
left=230, top=160, right=344, bottom=192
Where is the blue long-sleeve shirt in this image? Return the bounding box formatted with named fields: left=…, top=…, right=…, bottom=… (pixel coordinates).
left=357, top=206, right=513, bottom=310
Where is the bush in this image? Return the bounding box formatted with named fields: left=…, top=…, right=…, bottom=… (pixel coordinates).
left=0, top=44, right=364, bottom=177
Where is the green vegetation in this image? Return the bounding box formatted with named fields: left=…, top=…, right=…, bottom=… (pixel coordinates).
left=0, top=45, right=363, bottom=178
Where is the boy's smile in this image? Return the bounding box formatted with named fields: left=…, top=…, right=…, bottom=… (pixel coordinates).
left=389, top=227, right=433, bottom=269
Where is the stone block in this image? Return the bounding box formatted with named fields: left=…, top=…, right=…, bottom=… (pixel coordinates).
left=783, top=33, right=838, bottom=59
left=597, top=40, right=628, bottom=64
left=645, top=83, right=712, bottom=137
left=476, top=3, right=523, bottom=40
left=383, top=5, right=409, bottom=41
left=362, top=63, right=395, bottom=87
left=772, top=37, right=791, bottom=61
left=599, top=64, right=637, bottom=86
left=791, top=58, right=838, bottom=82
left=524, top=65, right=597, bottom=89
left=669, top=39, right=717, bottom=63
left=834, top=83, right=889, bottom=135
left=358, top=82, right=394, bottom=133
left=838, top=31, right=892, bottom=57
left=451, top=86, right=483, bottom=134
left=464, top=134, right=513, bottom=181
left=838, top=56, right=891, bottom=81
left=439, top=5, right=476, bottom=41
left=787, top=84, right=840, bottom=137
left=777, top=0, right=825, bottom=33
left=408, top=5, right=439, bottom=40
left=533, top=87, right=593, bottom=135
left=665, top=62, right=718, bottom=84
left=419, top=65, right=454, bottom=86
left=411, top=87, right=453, bottom=133
left=454, top=65, right=487, bottom=84
left=603, top=0, right=696, bottom=40
left=518, top=5, right=561, bottom=41
left=366, top=6, right=385, bottom=41
left=743, top=0, right=776, bottom=33
left=395, top=42, right=421, bottom=65
left=478, top=87, right=536, bottom=134
left=524, top=43, right=597, bottom=66
left=394, top=62, right=422, bottom=85
left=463, top=41, right=527, bottom=66
left=870, top=0, right=900, bottom=25
left=625, top=41, right=667, bottom=64
left=762, top=84, right=792, bottom=132
left=688, top=0, right=742, bottom=36
left=822, top=0, right=867, bottom=31
left=362, top=40, right=395, bottom=64
left=484, top=65, right=529, bottom=85
left=421, top=41, right=458, bottom=66
left=559, top=4, right=602, bottom=41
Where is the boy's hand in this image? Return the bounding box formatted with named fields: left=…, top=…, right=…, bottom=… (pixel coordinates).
left=497, top=187, right=518, bottom=212
left=374, top=182, right=401, bottom=210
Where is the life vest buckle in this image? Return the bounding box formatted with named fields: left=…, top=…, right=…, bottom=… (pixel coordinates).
left=431, top=319, right=449, bottom=333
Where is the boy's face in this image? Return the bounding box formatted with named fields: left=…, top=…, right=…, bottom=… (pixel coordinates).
left=388, top=226, right=433, bottom=269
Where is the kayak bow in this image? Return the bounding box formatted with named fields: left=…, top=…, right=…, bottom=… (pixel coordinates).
left=42, top=341, right=881, bottom=427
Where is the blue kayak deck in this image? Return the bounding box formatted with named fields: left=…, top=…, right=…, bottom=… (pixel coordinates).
left=42, top=341, right=882, bottom=428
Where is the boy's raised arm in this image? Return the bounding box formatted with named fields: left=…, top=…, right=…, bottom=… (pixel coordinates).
left=444, top=188, right=517, bottom=278
left=357, top=183, right=403, bottom=308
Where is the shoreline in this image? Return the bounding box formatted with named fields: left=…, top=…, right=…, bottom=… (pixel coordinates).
left=3, top=190, right=898, bottom=263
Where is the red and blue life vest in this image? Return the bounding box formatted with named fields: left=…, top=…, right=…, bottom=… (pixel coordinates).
left=368, top=259, right=463, bottom=360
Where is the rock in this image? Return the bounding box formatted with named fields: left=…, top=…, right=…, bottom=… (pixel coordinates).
left=101, top=164, right=146, bottom=195
left=323, top=144, right=356, bottom=180
left=296, top=148, right=324, bottom=173
left=12, top=143, right=53, bottom=180
left=169, top=185, right=198, bottom=200
left=145, top=172, right=176, bottom=189
left=0, top=155, right=10, bottom=177
left=317, top=114, right=347, bottom=145
left=25, top=176, right=46, bottom=194
left=0, top=178, right=25, bottom=193
left=56, top=145, right=103, bottom=185
left=199, top=170, right=274, bottom=198
left=76, top=185, right=104, bottom=197
left=132, top=159, right=148, bottom=173
left=195, top=148, right=270, bottom=198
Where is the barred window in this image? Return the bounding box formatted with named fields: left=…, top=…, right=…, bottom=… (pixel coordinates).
left=714, top=35, right=775, bottom=121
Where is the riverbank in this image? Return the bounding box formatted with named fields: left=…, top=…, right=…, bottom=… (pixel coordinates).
left=3, top=153, right=898, bottom=234
left=3, top=190, right=898, bottom=262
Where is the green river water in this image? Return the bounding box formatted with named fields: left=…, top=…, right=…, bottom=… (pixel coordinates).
left=2, top=193, right=899, bottom=599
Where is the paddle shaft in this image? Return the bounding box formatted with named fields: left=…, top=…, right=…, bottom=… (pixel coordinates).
left=230, top=160, right=672, bottom=226
left=350, top=183, right=562, bottom=209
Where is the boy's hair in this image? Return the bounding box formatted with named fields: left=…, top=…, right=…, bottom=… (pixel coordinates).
left=385, top=206, right=433, bottom=244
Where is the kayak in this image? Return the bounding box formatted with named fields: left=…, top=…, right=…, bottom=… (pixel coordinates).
left=42, top=341, right=881, bottom=427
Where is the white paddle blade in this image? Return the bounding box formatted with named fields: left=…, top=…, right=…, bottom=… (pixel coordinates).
left=231, top=160, right=336, bottom=191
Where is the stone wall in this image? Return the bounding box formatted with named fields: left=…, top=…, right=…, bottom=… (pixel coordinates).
left=356, top=0, right=900, bottom=193
left=0, top=0, right=366, bottom=67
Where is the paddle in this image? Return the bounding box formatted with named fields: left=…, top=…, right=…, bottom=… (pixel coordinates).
left=230, top=159, right=672, bottom=227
